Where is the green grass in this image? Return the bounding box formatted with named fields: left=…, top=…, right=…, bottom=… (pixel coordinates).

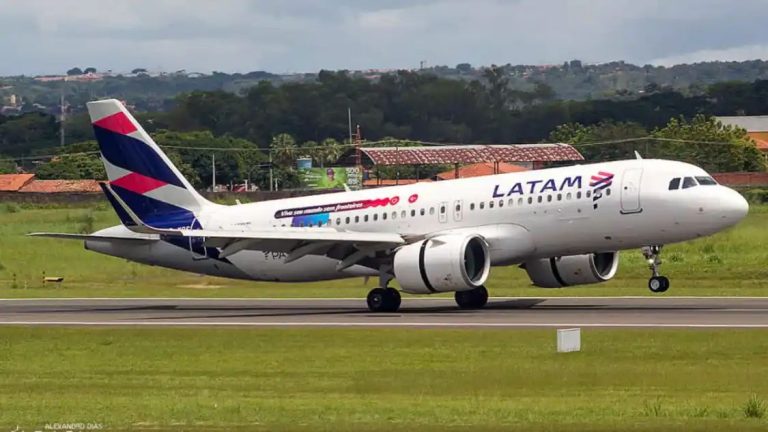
left=1, top=203, right=768, bottom=298
left=2, top=327, right=768, bottom=431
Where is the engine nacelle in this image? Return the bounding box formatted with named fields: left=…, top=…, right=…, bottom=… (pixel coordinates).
left=394, top=234, right=491, bottom=294
left=524, top=252, right=619, bottom=288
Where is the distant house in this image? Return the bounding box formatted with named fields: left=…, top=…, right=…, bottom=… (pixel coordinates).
left=716, top=116, right=768, bottom=155
left=0, top=174, right=100, bottom=193
left=363, top=178, right=432, bottom=187
left=0, top=174, right=35, bottom=191
left=435, top=162, right=529, bottom=181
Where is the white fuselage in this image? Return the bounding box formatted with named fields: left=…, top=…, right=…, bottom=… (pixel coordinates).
left=85, top=159, right=748, bottom=284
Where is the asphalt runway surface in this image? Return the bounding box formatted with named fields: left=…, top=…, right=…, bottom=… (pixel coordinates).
left=1, top=297, right=768, bottom=328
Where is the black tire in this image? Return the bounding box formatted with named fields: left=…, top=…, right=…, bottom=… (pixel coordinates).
left=367, top=288, right=388, bottom=312
left=648, top=276, right=670, bottom=293
left=455, top=286, right=489, bottom=309
left=385, top=287, right=401, bottom=312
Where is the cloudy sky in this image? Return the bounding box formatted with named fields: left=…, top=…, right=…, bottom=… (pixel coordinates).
left=2, top=0, right=767, bottom=75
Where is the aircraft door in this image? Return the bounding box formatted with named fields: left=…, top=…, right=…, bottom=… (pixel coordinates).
left=453, top=199, right=463, bottom=222
left=620, top=168, right=643, bottom=214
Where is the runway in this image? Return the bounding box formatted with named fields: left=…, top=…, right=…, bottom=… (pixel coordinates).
left=2, top=297, right=768, bottom=328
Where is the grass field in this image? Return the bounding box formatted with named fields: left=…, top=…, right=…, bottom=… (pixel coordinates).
left=1, top=327, right=767, bottom=431
left=1, top=202, right=767, bottom=298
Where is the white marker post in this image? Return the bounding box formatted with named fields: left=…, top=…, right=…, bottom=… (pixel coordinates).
left=557, top=328, right=581, bottom=353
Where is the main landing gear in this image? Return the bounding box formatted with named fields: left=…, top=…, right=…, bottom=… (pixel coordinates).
left=367, top=267, right=401, bottom=313
left=455, top=286, right=489, bottom=309
left=366, top=287, right=401, bottom=313
left=642, top=245, right=670, bottom=293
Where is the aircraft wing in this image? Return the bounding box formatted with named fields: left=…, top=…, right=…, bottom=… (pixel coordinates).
left=28, top=232, right=157, bottom=241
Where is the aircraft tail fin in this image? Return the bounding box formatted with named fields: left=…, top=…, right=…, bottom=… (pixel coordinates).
left=87, top=99, right=214, bottom=229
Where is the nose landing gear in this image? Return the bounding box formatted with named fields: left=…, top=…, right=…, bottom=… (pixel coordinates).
left=642, top=245, right=670, bottom=293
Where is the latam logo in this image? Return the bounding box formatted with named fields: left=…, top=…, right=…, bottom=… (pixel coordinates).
left=493, top=176, right=582, bottom=198
left=590, top=171, right=614, bottom=209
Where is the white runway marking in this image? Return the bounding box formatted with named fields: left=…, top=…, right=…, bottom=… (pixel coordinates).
left=2, top=321, right=768, bottom=328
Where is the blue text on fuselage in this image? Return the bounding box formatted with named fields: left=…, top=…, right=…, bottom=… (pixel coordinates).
left=492, top=176, right=582, bottom=198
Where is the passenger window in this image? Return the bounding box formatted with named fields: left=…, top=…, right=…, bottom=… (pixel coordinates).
left=336, top=218, right=341, bottom=225
left=586, top=190, right=592, bottom=198
left=682, top=177, right=697, bottom=189
left=374, top=214, right=378, bottom=221
left=566, top=192, right=572, bottom=200
left=392, top=211, right=397, bottom=219
left=470, top=203, right=475, bottom=210
left=420, top=208, right=425, bottom=216
left=401, top=211, right=406, bottom=219
left=696, top=176, right=717, bottom=186
left=480, top=202, right=485, bottom=210
left=547, top=195, right=552, bottom=202
left=498, top=200, right=504, bottom=208
left=527, top=197, right=533, bottom=204
left=410, top=210, right=416, bottom=217
left=354, top=216, right=359, bottom=223
left=440, top=206, right=446, bottom=214
left=383, top=213, right=388, bottom=220
left=429, top=207, right=435, bottom=215
left=455, top=204, right=461, bottom=212
left=557, top=193, right=562, bottom=201
left=606, top=188, right=611, bottom=196
left=364, top=215, right=369, bottom=222
left=345, top=217, right=350, bottom=224
left=537, top=196, right=542, bottom=203
left=518, top=198, right=524, bottom=205
left=508, top=199, right=514, bottom=207
left=669, top=178, right=681, bottom=190
left=489, top=201, right=494, bottom=209
left=577, top=191, right=582, bottom=199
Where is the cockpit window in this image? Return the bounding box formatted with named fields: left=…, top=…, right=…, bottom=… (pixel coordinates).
left=682, top=177, right=697, bottom=189
left=668, top=178, right=681, bottom=190
left=695, top=176, right=717, bottom=186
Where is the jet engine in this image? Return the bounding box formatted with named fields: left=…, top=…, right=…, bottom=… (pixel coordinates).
left=524, top=252, right=619, bottom=288
left=394, top=234, right=491, bottom=294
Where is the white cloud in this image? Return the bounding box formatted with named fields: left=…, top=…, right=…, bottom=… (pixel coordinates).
left=1, top=0, right=768, bottom=75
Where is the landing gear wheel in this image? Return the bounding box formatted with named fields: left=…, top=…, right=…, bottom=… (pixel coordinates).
left=648, top=276, right=670, bottom=293
left=385, top=287, right=401, bottom=311
left=366, top=287, right=401, bottom=312
left=642, top=245, right=670, bottom=294
left=455, top=286, right=489, bottom=309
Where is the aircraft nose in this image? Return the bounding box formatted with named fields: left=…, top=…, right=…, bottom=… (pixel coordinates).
left=720, top=187, right=749, bottom=223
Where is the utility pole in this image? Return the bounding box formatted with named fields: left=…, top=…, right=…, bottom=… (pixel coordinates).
left=211, top=153, right=216, bottom=192
left=59, top=93, right=66, bottom=147
left=269, top=152, right=274, bottom=192
left=347, top=107, right=353, bottom=144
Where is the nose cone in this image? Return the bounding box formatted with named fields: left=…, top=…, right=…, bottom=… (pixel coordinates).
left=720, top=187, right=749, bottom=224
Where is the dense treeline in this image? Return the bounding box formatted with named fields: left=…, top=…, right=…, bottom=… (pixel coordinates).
left=1, top=71, right=768, bottom=186
left=164, top=72, right=768, bottom=146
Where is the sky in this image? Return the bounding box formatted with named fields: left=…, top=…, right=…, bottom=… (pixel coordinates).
left=2, top=0, right=768, bottom=75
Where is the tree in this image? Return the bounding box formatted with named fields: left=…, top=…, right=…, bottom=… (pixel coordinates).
left=83, top=67, right=97, bottom=74
left=270, top=133, right=297, bottom=167
left=66, top=67, right=83, bottom=76
left=0, top=155, right=16, bottom=174
left=131, top=68, right=148, bottom=74
left=456, top=63, right=472, bottom=74
left=317, top=138, right=343, bottom=167
left=549, top=121, right=649, bottom=162
left=652, top=115, right=765, bottom=172
left=35, top=153, right=105, bottom=180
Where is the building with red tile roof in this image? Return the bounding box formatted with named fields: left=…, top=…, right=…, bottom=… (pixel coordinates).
left=0, top=174, right=35, bottom=191
left=19, top=179, right=102, bottom=193
left=436, top=162, right=529, bottom=180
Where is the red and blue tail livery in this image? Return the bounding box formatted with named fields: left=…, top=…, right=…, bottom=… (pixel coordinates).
left=87, top=99, right=212, bottom=230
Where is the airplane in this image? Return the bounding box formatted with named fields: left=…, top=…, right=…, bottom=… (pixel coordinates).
left=31, top=99, right=749, bottom=312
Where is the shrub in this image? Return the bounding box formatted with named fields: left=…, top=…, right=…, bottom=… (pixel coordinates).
left=744, top=394, right=765, bottom=419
